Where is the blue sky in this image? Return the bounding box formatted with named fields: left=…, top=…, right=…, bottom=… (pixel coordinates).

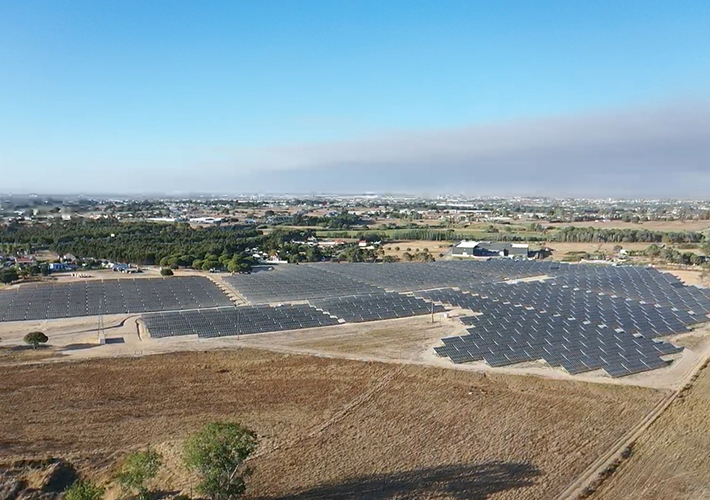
left=1, top=1, right=709, bottom=195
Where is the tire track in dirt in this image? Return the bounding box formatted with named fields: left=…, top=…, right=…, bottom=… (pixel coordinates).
left=251, top=365, right=405, bottom=460
left=555, top=349, right=710, bottom=500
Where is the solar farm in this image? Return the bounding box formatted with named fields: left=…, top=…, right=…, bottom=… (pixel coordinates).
left=3, top=261, right=710, bottom=499
left=151, top=261, right=708, bottom=379
left=1, top=261, right=708, bottom=380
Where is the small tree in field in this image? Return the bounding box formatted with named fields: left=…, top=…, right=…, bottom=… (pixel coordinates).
left=115, top=448, right=162, bottom=500
left=183, top=422, right=258, bottom=500
left=24, top=331, right=48, bottom=349
left=65, top=480, right=104, bottom=500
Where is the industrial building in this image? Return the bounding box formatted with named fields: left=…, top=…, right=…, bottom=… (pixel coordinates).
left=451, top=241, right=530, bottom=258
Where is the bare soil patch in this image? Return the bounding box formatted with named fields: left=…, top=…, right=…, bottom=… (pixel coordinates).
left=0, top=348, right=663, bottom=500
left=236, top=316, right=456, bottom=362
left=662, top=268, right=709, bottom=288
left=382, top=240, right=452, bottom=259
left=543, top=242, right=650, bottom=261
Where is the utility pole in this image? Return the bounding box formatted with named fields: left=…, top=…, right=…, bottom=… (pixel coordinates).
left=97, top=297, right=105, bottom=344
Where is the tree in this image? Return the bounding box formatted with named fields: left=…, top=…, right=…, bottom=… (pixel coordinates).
left=115, top=448, right=162, bottom=500
left=645, top=244, right=661, bottom=258
left=183, top=422, right=258, bottom=500
left=64, top=480, right=105, bottom=500
left=24, top=331, right=48, bottom=349
left=160, top=268, right=174, bottom=276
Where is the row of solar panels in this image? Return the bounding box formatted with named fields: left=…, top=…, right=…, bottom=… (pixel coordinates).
left=309, top=292, right=445, bottom=323
left=223, top=260, right=559, bottom=302
left=145, top=305, right=341, bottom=338
left=143, top=292, right=441, bottom=338
left=0, top=277, right=233, bottom=321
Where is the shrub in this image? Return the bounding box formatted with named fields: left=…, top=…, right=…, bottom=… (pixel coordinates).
left=24, top=331, right=48, bottom=349
left=64, top=480, right=104, bottom=500
left=115, top=448, right=162, bottom=500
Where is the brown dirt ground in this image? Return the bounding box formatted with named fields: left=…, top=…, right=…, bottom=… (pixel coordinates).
left=382, top=241, right=453, bottom=259
left=0, top=348, right=663, bottom=500
left=661, top=269, right=710, bottom=288
left=590, top=361, right=710, bottom=500
left=543, top=242, right=651, bottom=260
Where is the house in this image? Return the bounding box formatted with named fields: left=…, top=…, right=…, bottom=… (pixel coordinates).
left=14, top=256, right=36, bottom=266
left=318, top=239, right=346, bottom=248
left=451, top=241, right=530, bottom=259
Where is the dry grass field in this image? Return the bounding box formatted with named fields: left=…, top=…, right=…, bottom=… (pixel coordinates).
left=382, top=241, right=453, bottom=259
left=590, top=362, right=710, bottom=500
left=543, top=242, right=651, bottom=260
left=0, top=348, right=664, bottom=500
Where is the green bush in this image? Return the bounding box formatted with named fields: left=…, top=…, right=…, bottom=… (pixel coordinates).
left=64, top=480, right=104, bottom=500
left=183, top=422, right=258, bottom=500
left=115, top=448, right=162, bottom=500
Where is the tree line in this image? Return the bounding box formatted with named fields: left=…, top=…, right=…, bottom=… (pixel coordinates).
left=548, top=227, right=705, bottom=244
left=0, top=220, right=309, bottom=267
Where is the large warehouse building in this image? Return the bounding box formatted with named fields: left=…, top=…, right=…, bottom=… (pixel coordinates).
left=451, top=240, right=530, bottom=258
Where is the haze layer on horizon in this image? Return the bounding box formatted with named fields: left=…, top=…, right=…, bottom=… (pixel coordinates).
left=1, top=1, right=709, bottom=197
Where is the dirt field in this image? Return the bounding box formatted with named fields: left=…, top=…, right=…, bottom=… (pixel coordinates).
left=590, top=361, right=710, bottom=500
left=662, top=268, right=709, bottom=288
left=543, top=242, right=651, bottom=260
left=0, top=348, right=663, bottom=500
left=382, top=241, right=453, bottom=259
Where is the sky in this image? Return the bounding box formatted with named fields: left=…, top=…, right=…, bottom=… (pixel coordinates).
left=1, top=1, right=709, bottom=197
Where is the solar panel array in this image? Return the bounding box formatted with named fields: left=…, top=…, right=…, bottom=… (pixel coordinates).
left=216, top=261, right=707, bottom=377
left=0, top=277, right=232, bottom=321
left=313, top=260, right=557, bottom=292
left=223, top=265, right=381, bottom=302
left=435, top=307, right=680, bottom=378
left=144, top=304, right=340, bottom=338
left=310, top=292, right=446, bottom=323
left=548, top=264, right=710, bottom=314
left=419, top=269, right=702, bottom=377
left=2, top=258, right=705, bottom=379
